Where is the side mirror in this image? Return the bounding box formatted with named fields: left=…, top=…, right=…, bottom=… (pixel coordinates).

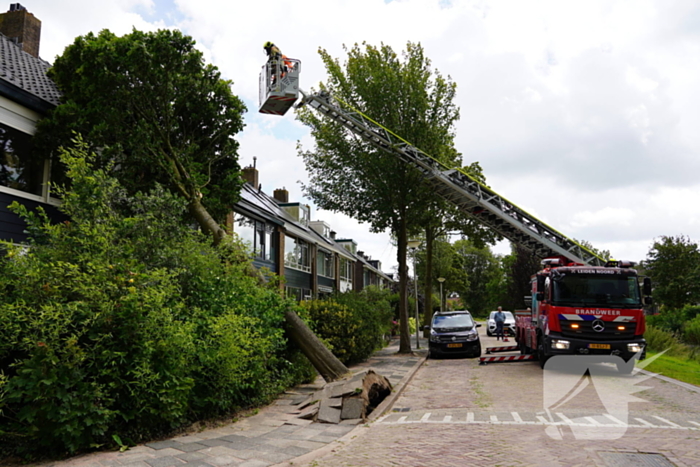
left=476, top=323, right=482, bottom=328
left=423, top=325, right=431, bottom=331
left=536, top=292, right=544, bottom=301
left=644, top=296, right=653, bottom=306
left=643, top=277, right=652, bottom=296
left=536, top=275, right=545, bottom=294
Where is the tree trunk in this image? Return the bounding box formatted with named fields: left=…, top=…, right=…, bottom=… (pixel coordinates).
left=397, top=218, right=412, bottom=353
left=188, top=196, right=226, bottom=245
left=284, top=309, right=350, bottom=383
left=423, top=226, right=435, bottom=337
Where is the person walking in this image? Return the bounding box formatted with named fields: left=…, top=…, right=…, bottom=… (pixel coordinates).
left=494, top=306, right=506, bottom=341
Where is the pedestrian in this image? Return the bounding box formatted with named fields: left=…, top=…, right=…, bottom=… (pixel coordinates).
left=494, top=306, right=506, bottom=341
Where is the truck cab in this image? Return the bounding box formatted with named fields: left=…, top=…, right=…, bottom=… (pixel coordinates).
left=517, top=257, right=652, bottom=373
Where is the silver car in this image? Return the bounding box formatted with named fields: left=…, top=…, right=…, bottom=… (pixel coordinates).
left=487, top=310, right=515, bottom=336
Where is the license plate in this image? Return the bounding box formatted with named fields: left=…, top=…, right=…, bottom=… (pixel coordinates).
left=589, top=343, right=610, bottom=349
left=447, top=343, right=463, bottom=348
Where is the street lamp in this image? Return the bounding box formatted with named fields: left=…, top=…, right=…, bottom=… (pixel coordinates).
left=438, top=277, right=446, bottom=312
left=407, top=239, right=421, bottom=349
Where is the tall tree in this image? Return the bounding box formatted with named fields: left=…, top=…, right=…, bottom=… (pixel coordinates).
left=644, top=235, right=700, bottom=309
left=297, top=42, right=460, bottom=353
left=35, top=29, right=246, bottom=244
left=505, top=244, right=541, bottom=311
left=452, top=238, right=501, bottom=317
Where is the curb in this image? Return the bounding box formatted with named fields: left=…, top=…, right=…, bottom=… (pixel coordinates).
left=273, top=350, right=428, bottom=467
left=639, top=369, right=700, bottom=394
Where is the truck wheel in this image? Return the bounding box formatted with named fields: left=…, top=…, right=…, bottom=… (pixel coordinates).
left=537, top=338, right=549, bottom=369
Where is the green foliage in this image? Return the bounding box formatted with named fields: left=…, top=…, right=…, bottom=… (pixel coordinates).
left=35, top=28, right=246, bottom=229
left=0, top=143, right=308, bottom=458
left=682, top=315, right=700, bottom=346
left=643, top=235, right=700, bottom=309
left=302, top=287, right=393, bottom=365
left=452, top=238, right=501, bottom=317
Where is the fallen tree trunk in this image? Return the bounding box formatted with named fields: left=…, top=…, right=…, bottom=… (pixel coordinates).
left=284, top=309, right=350, bottom=383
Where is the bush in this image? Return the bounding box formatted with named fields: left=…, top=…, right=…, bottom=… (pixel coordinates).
left=0, top=143, right=311, bottom=458
left=302, top=287, right=393, bottom=365
left=682, top=315, right=700, bottom=346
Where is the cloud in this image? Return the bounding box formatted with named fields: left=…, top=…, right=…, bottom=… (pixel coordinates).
left=22, top=0, right=700, bottom=270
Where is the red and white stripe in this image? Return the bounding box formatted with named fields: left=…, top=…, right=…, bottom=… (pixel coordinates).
left=479, top=355, right=536, bottom=365
left=485, top=345, right=519, bottom=354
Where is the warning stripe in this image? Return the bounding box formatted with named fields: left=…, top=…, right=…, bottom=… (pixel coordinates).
left=485, top=345, right=519, bottom=354
left=479, top=355, right=536, bottom=365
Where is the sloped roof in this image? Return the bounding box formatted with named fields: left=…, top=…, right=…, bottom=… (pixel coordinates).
left=0, top=33, right=60, bottom=110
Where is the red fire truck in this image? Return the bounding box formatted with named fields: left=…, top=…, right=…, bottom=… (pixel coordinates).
left=516, top=257, right=652, bottom=373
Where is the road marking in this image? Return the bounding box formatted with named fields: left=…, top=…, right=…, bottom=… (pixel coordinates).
left=556, top=413, right=574, bottom=425
left=603, top=414, right=627, bottom=426
left=635, top=418, right=657, bottom=428
left=379, top=411, right=699, bottom=431
left=653, top=416, right=682, bottom=428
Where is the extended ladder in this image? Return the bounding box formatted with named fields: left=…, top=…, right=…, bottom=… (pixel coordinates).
left=297, top=90, right=605, bottom=266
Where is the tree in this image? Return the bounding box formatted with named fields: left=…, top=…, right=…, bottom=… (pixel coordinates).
left=35, top=30, right=351, bottom=382
left=297, top=42, right=460, bottom=353
left=644, top=235, right=700, bottom=309
left=452, top=238, right=501, bottom=317
left=35, top=29, right=246, bottom=244
left=504, top=244, right=541, bottom=311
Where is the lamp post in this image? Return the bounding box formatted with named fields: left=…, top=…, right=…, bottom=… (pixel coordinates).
left=438, top=277, right=445, bottom=312
left=407, top=239, right=421, bottom=349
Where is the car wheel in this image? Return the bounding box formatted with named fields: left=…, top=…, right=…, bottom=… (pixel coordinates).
left=469, top=343, right=482, bottom=358
left=486, top=330, right=492, bottom=337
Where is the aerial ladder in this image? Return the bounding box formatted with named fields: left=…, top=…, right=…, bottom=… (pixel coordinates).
left=259, top=58, right=605, bottom=266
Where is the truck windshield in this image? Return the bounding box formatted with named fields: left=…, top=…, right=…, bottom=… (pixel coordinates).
left=552, top=274, right=642, bottom=307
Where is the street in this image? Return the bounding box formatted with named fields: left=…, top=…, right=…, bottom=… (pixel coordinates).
left=295, top=327, right=700, bottom=467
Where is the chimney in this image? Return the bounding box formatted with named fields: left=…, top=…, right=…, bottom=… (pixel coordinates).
left=273, top=187, right=289, bottom=203
left=242, top=157, right=258, bottom=187
left=0, top=4, right=41, bottom=58
left=330, top=230, right=336, bottom=240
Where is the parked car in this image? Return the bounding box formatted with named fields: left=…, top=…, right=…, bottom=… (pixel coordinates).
left=424, top=310, right=482, bottom=358
left=487, top=310, right=516, bottom=336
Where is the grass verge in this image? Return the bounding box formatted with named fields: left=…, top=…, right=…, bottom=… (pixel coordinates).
left=642, top=351, right=700, bottom=387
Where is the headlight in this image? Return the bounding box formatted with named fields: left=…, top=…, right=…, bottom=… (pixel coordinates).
left=628, top=343, right=643, bottom=353
left=466, top=330, right=479, bottom=341
left=430, top=330, right=439, bottom=343
left=551, top=339, right=570, bottom=350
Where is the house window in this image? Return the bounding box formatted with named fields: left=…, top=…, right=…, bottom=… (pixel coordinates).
left=233, top=213, right=276, bottom=261
left=340, top=258, right=353, bottom=283
left=0, top=123, right=43, bottom=196
left=284, top=235, right=310, bottom=272
left=317, top=249, right=335, bottom=279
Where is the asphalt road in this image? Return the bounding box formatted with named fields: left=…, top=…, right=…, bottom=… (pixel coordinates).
left=296, top=324, right=700, bottom=467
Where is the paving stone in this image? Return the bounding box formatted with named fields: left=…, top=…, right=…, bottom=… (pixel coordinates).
left=340, top=396, right=364, bottom=420
left=171, top=443, right=207, bottom=453
left=197, top=439, right=234, bottom=448
left=146, top=441, right=184, bottom=451
left=143, top=456, right=183, bottom=467
left=175, top=452, right=208, bottom=462
left=317, top=403, right=341, bottom=424
left=238, top=461, right=272, bottom=467
left=205, top=455, right=242, bottom=467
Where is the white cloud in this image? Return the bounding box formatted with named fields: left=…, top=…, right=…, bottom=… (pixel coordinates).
left=20, top=0, right=700, bottom=271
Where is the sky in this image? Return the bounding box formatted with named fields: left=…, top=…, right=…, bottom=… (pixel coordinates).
left=24, top=0, right=700, bottom=273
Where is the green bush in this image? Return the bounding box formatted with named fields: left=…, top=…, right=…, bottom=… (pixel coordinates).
left=682, top=315, right=700, bottom=346
left=0, top=143, right=312, bottom=458
left=302, top=287, right=393, bottom=365
left=644, top=325, right=695, bottom=361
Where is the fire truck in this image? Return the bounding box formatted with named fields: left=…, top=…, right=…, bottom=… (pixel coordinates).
left=259, top=55, right=651, bottom=371
left=516, top=257, right=652, bottom=373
